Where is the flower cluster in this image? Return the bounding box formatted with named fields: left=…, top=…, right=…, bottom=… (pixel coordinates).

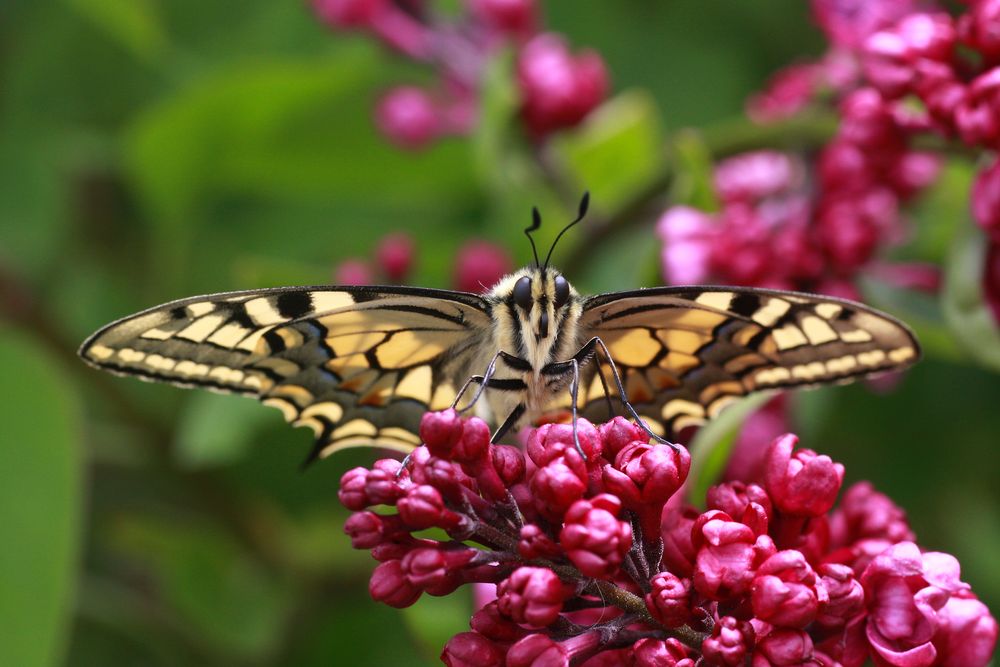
left=312, top=0, right=609, bottom=148
left=747, top=0, right=1000, bottom=322
left=333, top=230, right=513, bottom=293
left=338, top=410, right=997, bottom=665
left=656, top=141, right=939, bottom=300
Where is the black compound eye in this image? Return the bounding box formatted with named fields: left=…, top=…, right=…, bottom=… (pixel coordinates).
left=513, top=276, right=533, bottom=310
left=553, top=275, right=570, bottom=308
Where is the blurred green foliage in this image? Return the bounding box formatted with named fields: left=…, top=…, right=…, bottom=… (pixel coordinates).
left=0, top=1, right=997, bottom=665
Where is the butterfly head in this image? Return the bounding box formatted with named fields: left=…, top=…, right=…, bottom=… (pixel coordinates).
left=490, top=266, right=582, bottom=368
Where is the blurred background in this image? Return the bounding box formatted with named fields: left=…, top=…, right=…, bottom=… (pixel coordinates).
left=1, top=0, right=998, bottom=665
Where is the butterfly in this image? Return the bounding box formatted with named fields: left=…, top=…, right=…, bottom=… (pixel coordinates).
left=79, top=194, right=920, bottom=463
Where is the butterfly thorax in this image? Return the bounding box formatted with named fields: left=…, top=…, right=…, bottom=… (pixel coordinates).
left=479, top=266, right=585, bottom=425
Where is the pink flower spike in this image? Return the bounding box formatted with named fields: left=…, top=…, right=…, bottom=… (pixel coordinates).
left=559, top=495, right=632, bottom=579
left=655, top=206, right=717, bottom=285
left=701, top=616, right=755, bottom=666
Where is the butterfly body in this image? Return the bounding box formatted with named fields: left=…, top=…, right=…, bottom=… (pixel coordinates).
left=80, top=262, right=920, bottom=462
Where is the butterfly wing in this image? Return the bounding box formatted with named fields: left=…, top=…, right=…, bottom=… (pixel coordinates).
left=79, top=286, right=492, bottom=459
left=577, top=286, right=920, bottom=437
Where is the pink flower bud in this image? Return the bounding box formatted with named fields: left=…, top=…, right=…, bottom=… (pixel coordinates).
left=497, top=567, right=572, bottom=627
left=506, top=634, right=568, bottom=667
left=375, top=232, right=414, bottom=283
left=707, top=482, right=773, bottom=527
left=375, top=86, right=441, bottom=150
left=655, top=206, right=717, bottom=285
left=402, top=546, right=475, bottom=595
left=816, top=563, right=865, bottom=628
left=518, top=523, right=561, bottom=560
left=633, top=638, right=695, bottom=667
left=752, top=628, right=815, bottom=666
left=470, top=0, right=537, bottom=37
left=973, top=158, right=1000, bottom=237
left=441, top=632, right=505, bottom=667
left=859, top=541, right=989, bottom=667
left=471, top=601, right=529, bottom=642
left=420, top=409, right=465, bottom=457
left=364, top=462, right=408, bottom=506
left=660, top=505, right=699, bottom=577
left=765, top=434, right=845, bottom=517
left=714, top=151, right=801, bottom=203
left=516, top=33, right=609, bottom=138
left=863, top=13, right=956, bottom=98
left=829, top=481, right=914, bottom=547
left=334, top=258, right=374, bottom=286
left=701, top=615, right=755, bottom=666
left=338, top=466, right=371, bottom=510
left=398, top=484, right=461, bottom=530
left=369, top=559, right=422, bottom=607
left=344, top=511, right=404, bottom=549
left=932, top=595, right=999, bottom=667
left=453, top=240, right=513, bottom=293
left=528, top=420, right=602, bottom=466
left=453, top=416, right=491, bottom=464
left=597, top=416, right=647, bottom=457
left=811, top=0, right=919, bottom=49
left=492, top=444, right=526, bottom=486
left=560, top=495, right=632, bottom=579
left=955, top=67, right=1000, bottom=147
left=313, top=0, right=388, bottom=28
left=693, top=510, right=776, bottom=600
left=530, top=458, right=587, bottom=522
left=645, top=571, right=692, bottom=628
left=958, top=0, right=1000, bottom=62
left=752, top=550, right=824, bottom=628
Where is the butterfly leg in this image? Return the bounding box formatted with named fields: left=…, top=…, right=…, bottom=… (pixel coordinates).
left=572, top=337, right=680, bottom=450
left=539, top=355, right=585, bottom=456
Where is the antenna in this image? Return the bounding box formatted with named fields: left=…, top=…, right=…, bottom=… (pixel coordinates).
left=524, top=207, right=542, bottom=268
left=543, top=191, right=590, bottom=269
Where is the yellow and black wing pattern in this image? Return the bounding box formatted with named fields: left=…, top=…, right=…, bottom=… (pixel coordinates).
left=79, top=286, right=492, bottom=460
left=579, top=286, right=920, bottom=438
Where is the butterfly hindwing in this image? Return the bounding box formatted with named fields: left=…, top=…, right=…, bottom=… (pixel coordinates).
left=79, top=286, right=492, bottom=458
left=578, top=286, right=920, bottom=437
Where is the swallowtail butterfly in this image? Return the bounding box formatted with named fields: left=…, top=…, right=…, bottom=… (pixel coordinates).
left=79, top=195, right=920, bottom=462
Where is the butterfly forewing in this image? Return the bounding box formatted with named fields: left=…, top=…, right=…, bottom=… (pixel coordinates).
left=79, top=286, right=492, bottom=458
left=578, top=287, right=920, bottom=437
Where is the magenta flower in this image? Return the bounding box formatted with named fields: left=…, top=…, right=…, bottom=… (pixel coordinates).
left=497, top=566, right=573, bottom=627
left=973, top=157, right=1000, bottom=240
left=811, top=0, right=920, bottom=48
left=375, top=86, right=442, bottom=150
left=516, top=33, right=609, bottom=138
left=692, top=510, right=776, bottom=600
left=701, top=616, right=755, bottom=666
left=452, top=240, right=514, bottom=293
left=645, top=571, right=692, bottom=628
left=441, top=631, right=505, bottom=667
left=337, top=410, right=996, bottom=665
left=751, top=550, right=825, bottom=628
left=765, top=434, right=845, bottom=518
left=559, top=494, right=632, bottom=579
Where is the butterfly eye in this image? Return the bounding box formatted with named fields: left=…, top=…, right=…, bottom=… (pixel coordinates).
left=513, top=277, right=533, bottom=310
left=553, top=275, right=570, bottom=309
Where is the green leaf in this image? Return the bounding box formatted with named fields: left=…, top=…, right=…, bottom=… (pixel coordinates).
left=686, top=393, right=772, bottom=505
left=942, top=225, right=1000, bottom=372
left=552, top=90, right=667, bottom=211
left=109, top=516, right=293, bottom=659
left=173, top=392, right=283, bottom=468
left=402, top=590, right=472, bottom=661
left=64, top=0, right=168, bottom=64
left=0, top=330, right=83, bottom=667
left=669, top=128, right=719, bottom=212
